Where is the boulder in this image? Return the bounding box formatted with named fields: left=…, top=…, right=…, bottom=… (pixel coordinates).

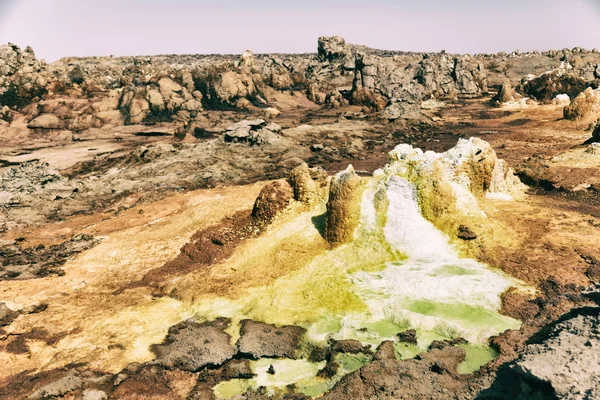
left=325, top=90, right=347, bottom=108
left=209, top=71, right=257, bottom=107
left=152, top=318, right=236, bottom=371
left=331, top=339, right=372, bottom=354
left=380, top=99, right=421, bottom=120
left=489, top=308, right=600, bottom=399
left=236, top=319, right=306, bottom=359
left=223, top=118, right=265, bottom=142
left=223, top=119, right=280, bottom=145
left=563, top=87, right=600, bottom=121
left=457, top=225, right=478, bottom=240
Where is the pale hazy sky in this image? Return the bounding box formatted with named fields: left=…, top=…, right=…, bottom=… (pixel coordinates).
left=0, top=0, right=599, bottom=62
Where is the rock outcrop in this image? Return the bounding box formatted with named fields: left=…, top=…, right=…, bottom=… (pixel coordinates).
left=519, top=69, right=589, bottom=103
left=0, top=43, right=47, bottom=109
left=492, top=80, right=517, bottom=105
left=417, top=54, right=487, bottom=99
left=27, top=113, right=62, bottom=129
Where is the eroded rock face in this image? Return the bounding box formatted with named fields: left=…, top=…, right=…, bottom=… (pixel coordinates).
left=236, top=319, right=306, bottom=359
left=416, top=54, right=487, bottom=99
left=324, top=165, right=365, bottom=245
left=152, top=318, right=237, bottom=372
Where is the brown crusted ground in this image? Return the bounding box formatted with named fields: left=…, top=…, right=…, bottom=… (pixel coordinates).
left=139, top=210, right=258, bottom=291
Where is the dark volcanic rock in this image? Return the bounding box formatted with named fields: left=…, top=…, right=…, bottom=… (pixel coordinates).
left=481, top=307, right=600, bottom=400
left=492, top=80, right=516, bottom=105
left=223, top=359, right=254, bottom=379
left=397, top=329, right=418, bottom=345
left=236, top=319, right=306, bottom=359
left=331, top=339, right=372, bottom=355
left=458, top=225, right=478, bottom=240
left=323, top=345, right=466, bottom=400
left=152, top=318, right=236, bottom=371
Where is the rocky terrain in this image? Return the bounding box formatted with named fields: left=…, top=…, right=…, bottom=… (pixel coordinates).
left=0, top=36, right=600, bottom=399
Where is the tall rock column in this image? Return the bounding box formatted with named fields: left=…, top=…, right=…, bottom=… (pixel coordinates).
left=324, top=165, right=365, bottom=245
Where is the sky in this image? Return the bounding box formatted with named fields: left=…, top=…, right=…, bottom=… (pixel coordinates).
left=0, top=0, right=599, bottom=62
